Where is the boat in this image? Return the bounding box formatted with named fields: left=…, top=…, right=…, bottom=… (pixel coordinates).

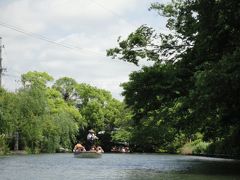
left=74, top=151, right=102, bottom=158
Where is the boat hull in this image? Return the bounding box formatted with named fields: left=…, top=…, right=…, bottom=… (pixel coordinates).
left=74, top=151, right=102, bottom=158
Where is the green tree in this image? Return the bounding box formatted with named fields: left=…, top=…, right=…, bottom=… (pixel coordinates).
left=0, top=88, right=18, bottom=135
left=108, top=0, right=240, bottom=154
left=0, top=88, right=19, bottom=154
left=45, top=88, right=84, bottom=151
left=74, top=83, right=132, bottom=150
left=16, top=71, right=82, bottom=153
left=21, top=71, right=53, bottom=89
left=53, top=77, right=78, bottom=102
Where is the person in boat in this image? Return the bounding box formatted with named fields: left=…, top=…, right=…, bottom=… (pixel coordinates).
left=73, top=142, right=86, bottom=153
left=121, top=147, right=126, bottom=153
left=90, top=145, right=97, bottom=152
left=96, top=146, right=104, bottom=153
left=86, top=129, right=99, bottom=151
left=111, top=146, right=117, bottom=152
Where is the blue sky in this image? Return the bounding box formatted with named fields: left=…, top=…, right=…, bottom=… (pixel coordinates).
left=0, top=0, right=170, bottom=100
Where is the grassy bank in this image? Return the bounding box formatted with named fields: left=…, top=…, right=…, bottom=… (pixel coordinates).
left=179, top=138, right=240, bottom=159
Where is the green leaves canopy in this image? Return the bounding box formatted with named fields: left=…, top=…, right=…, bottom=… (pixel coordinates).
left=108, top=0, right=240, bottom=153
left=1, top=71, right=129, bottom=153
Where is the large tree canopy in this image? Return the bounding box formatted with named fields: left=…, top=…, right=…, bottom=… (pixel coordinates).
left=107, top=0, right=240, bottom=154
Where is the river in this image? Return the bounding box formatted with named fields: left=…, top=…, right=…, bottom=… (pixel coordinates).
left=0, top=153, right=240, bottom=180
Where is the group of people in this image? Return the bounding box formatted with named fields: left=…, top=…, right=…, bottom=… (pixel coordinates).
left=111, top=146, right=130, bottom=153
left=73, top=129, right=104, bottom=153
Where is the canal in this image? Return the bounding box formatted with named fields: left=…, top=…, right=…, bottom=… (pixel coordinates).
left=0, top=153, right=240, bottom=179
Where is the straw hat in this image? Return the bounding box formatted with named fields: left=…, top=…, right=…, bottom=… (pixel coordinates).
left=76, top=143, right=83, bottom=148
left=89, top=129, right=95, bottom=133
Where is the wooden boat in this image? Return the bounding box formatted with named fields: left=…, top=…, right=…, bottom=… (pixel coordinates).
left=74, top=151, right=102, bottom=158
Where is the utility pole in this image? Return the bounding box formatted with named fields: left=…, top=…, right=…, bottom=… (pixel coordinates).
left=0, top=37, right=6, bottom=88
left=0, top=37, right=2, bottom=87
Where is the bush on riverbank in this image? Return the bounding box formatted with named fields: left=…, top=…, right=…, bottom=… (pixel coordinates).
left=206, top=129, right=240, bottom=156
left=0, top=134, right=9, bottom=155
left=180, top=139, right=210, bottom=155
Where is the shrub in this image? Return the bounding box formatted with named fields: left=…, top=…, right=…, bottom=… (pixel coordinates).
left=0, top=134, right=9, bottom=155
left=180, top=139, right=210, bottom=155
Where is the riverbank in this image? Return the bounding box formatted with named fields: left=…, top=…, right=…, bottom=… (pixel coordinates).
left=10, top=150, right=28, bottom=155
left=189, top=153, right=240, bottom=160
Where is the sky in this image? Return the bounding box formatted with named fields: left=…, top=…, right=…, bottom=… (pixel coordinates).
left=0, top=0, right=169, bottom=100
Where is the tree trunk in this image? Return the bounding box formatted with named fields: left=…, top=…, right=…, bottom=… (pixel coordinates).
left=14, top=131, right=19, bottom=151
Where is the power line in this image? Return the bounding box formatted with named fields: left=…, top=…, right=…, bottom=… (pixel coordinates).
left=0, top=21, right=104, bottom=56
left=89, top=0, right=136, bottom=28
left=3, top=73, right=19, bottom=78
left=89, top=0, right=170, bottom=34
left=0, top=21, right=81, bottom=50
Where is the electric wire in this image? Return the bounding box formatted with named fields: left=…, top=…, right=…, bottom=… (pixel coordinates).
left=0, top=21, right=105, bottom=56
left=89, top=0, right=135, bottom=27
left=89, top=0, right=170, bottom=34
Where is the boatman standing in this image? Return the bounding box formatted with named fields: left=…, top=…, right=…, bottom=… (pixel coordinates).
left=86, top=129, right=99, bottom=151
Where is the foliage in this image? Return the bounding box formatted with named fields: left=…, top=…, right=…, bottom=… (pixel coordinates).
left=180, top=139, right=210, bottom=155
left=107, top=0, right=240, bottom=154
left=21, top=71, right=53, bottom=89
left=74, top=83, right=130, bottom=150
left=0, top=134, right=9, bottom=155
left=0, top=88, right=18, bottom=135
left=178, top=133, right=208, bottom=154
left=206, top=126, right=240, bottom=156
left=0, top=71, right=130, bottom=154
left=53, top=77, right=78, bottom=102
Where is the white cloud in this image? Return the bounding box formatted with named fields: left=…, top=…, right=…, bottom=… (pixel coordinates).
left=1, top=1, right=46, bottom=33
left=0, top=0, right=169, bottom=100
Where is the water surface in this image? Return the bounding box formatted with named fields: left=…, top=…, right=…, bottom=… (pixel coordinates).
left=0, top=153, right=240, bottom=180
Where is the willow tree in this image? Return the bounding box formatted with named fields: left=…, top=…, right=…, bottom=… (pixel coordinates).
left=14, top=72, right=84, bottom=153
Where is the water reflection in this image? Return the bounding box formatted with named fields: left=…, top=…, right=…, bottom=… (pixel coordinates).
left=0, top=153, right=239, bottom=180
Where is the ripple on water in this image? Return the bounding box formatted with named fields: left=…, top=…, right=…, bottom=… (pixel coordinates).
left=0, top=153, right=240, bottom=180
